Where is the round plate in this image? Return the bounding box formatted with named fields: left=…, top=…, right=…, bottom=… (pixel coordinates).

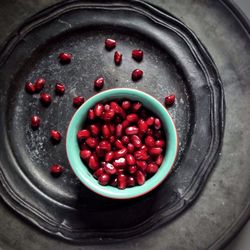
left=0, top=0, right=224, bottom=244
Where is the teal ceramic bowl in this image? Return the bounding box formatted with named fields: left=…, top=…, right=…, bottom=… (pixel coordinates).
left=66, top=88, right=178, bottom=199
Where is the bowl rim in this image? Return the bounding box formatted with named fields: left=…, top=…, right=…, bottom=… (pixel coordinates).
left=66, top=88, right=178, bottom=199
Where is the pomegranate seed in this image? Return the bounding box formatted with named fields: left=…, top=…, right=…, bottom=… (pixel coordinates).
left=50, top=164, right=63, bottom=177
left=34, top=78, right=45, bottom=92
left=90, top=124, right=100, bottom=136
left=59, top=52, right=72, bottom=63
left=122, top=136, right=130, bottom=145
left=155, top=140, right=165, bottom=147
left=109, top=135, right=116, bottom=144
left=113, top=158, right=126, bottom=168
left=80, top=150, right=92, bottom=160
left=122, top=100, right=131, bottom=110
left=140, top=145, right=148, bottom=152
left=101, top=124, right=110, bottom=138
left=110, top=101, right=121, bottom=113
left=94, top=103, right=104, bottom=117
left=126, top=114, right=139, bottom=123
left=31, top=115, right=40, bottom=129
left=131, top=135, right=142, bottom=148
left=105, top=38, right=116, bottom=50
left=88, top=155, right=99, bottom=170
left=98, top=174, right=110, bottom=186
left=125, top=154, right=135, bottom=165
left=145, top=135, right=155, bottom=147
left=104, top=104, right=110, bottom=111
left=132, top=102, right=142, bottom=112
left=105, top=151, right=115, bottom=162
left=155, top=154, right=164, bottom=165
left=125, top=126, right=139, bottom=135
left=93, top=167, right=104, bottom=179
left=134, top=150, right=149, bottom=160
left=136, top=170, right=145, bottom=185
left=114, top=51, right=122, bottom=65
left=127, top=176, right=136, bottom=187
left=104, top=163, right=117, bottom=175
left=94, top=77, right=104, bottom=91
left=77, top=129, right=90, bottom=141
left=25, top=82, right=36, bottom=94
left=132, top=69, right=143, bottom=81
left=116, top=124, right=123, bottom=137
left=73, top=96, right=85, bottom=108
left=148, top=147, right=163, bottom=156
left=103, top=109, right=115, bottom=121
left=114, top=139, right=124, bottom=149
left=114, top=148, right=127, bottom=159
left=96, top=145, right=105, bottom=158
left=40, top=93, right=52, bottom=106
left=55, top=83, right=65, bottom=95
left=110, top=177, right=118, bottom=187
left=136, top=161, right=147, bottom=171
left=88, top=109, right=95, bottom=120
left=99, top=140, right=111, bottom=151
left=146, top=163, right=158, bottom=174
left=128, top=165, right=137, bottom=174
left=154, top=118, right=161, bottom=130
left=132, top=49, right=143, bottom=62
left=146, top=116, right=155, bottom=126
left=138, top=119, right=148, bottom=133
left=122, top=119, right=130, bottom=128
left=86, top=137, right=98, bottom=148
left=117, top=174, right=127, bottom=189
left=165, top=94, right=175, bottom=106
left=127, top=143, right=135, bottom=153
left=50, top=130, right=62, bottom=142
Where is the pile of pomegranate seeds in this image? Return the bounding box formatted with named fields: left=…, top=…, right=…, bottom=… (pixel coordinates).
left=77, top=99, right=166, bottom=189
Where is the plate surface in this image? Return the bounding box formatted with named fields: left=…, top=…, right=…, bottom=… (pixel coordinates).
left=0, top=0, right=224, bottom=243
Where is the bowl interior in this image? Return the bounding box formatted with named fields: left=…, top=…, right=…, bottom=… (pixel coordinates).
left=66, top=88, right=178, bottom=199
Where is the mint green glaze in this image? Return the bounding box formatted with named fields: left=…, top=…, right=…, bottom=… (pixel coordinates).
left=66, top=88, right=178, bottom=199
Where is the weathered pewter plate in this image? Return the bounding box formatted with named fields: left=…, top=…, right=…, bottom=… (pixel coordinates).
left=0, top=0, right=224, bottom=243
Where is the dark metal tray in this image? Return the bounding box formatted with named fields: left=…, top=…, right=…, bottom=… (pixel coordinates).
left=0, top=0, right=224, bottom=243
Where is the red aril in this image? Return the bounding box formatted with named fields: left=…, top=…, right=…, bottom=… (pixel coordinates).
left=127, top=176, right=136, bottom=187
left=73, top=96, right=85, bottom=108
left=117, top=174, right=127, bottom=189
left=132, top=49, right=143, bottom=62
left=98, top=174, right=110, bottom=186
left=55, top=83, right=65, bottom=95
left=31, top=115, right=40, bottom=129
left=40, top=93, right=51, bottom=106
left=50, top=130, right=62, bottom=143
left=34, top=78, right=45, bottom=92
left=50, top=164, right=63, bottom=177
left=25, top=82, right=36, bottom=94
left=80, top=150, right=92, bottom=160
left=114, top=51, right=122, bottom=65
left=105, top=38, right=116, bottom=50
left=132, top=69, right=143, bottom=81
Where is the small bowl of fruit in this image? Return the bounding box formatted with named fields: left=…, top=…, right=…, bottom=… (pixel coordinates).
left=66, top=88, right=178, bottom=199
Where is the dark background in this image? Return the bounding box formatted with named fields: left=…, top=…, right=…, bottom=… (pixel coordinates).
left=0, top=0, right=249, bottom=249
